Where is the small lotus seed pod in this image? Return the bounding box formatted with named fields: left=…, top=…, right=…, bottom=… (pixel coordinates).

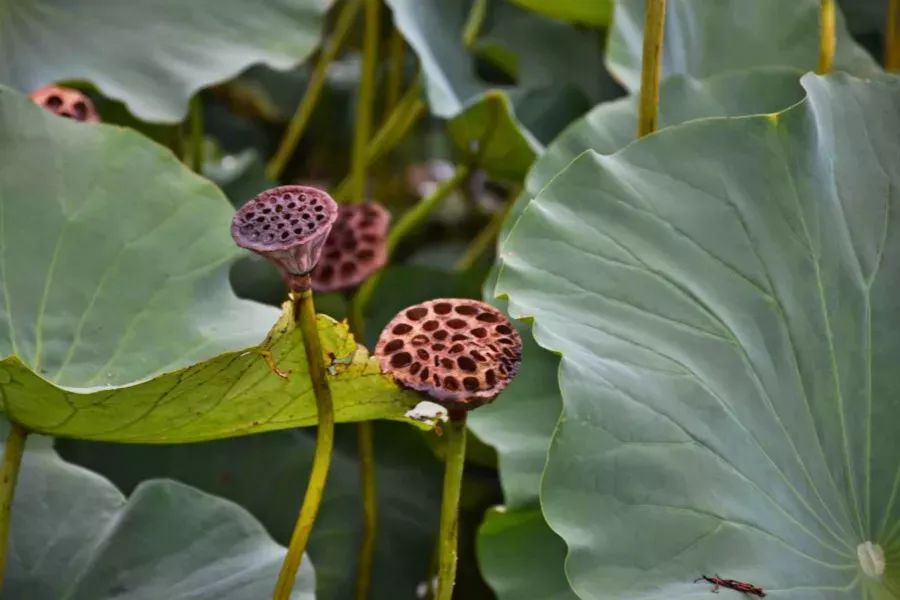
left=312, top=202, right=390, bottom=292
left=375, top=299, right=522, bottom=412
left=231, top=186, right=339, bottom=292
left=30, top=85, right=100, bottom=123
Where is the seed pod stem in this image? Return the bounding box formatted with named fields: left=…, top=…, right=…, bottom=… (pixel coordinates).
left=435, top=412, right=467, bottom=600
left=272, top=289, right=336, bottom=599
left=0, top=422, right=27, bottom=593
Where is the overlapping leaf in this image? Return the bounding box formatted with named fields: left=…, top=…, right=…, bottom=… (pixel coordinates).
left=607, top=0, right=878, bottom=92
left=474, top=67, right=808, bottom=600
left=502, top=67, right=808, bottom=239
left=61, top=422, right=441, bottom=600
left=385, top=0, right=620, bottom=179
left=498, top=73, right=900, bottom=598
left=0, top=0, right=333, bottom=121
left=0, top=87, right=421, bottom=442
left=6, top=425, right=315, bottom=599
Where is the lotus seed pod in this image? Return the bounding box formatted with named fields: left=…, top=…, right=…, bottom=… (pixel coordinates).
left=312, top=202, right=390, bottom=293
left=231, top=186, right=339, bottom=292
left=30, top=85, right=100, bottom=123
left=375, top=299, right=522, bottom=411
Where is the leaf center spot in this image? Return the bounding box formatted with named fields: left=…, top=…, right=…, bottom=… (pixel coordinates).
left=856, top=541, right=885, bottom=578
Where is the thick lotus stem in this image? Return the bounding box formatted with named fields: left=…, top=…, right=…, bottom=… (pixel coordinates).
left=638, top=0, right=667, bottom=137
left=435, top=413, right=467, bottom=600
left=374, top=299, right=523, bottom=599
left=272, top=289, right=336, bottom=600
left=817, top=0, right=836, bottom=74
left=0, top=422, right=27, bottom=593
left=266, top=0, right=363, bottom=180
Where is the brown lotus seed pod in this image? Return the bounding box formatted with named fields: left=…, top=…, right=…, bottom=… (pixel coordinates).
left=375, top=298, right=522, bottom=412
left=231, top=186, right=338, bottom=292
left=29, top=85, right=100, bottom=123
left=312, top=202, right=390, bottom=293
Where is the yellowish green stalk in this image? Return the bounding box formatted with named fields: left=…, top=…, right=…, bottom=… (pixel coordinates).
left=272, top=289, right=335, bottom=600
left=887, top=0, right=900, bottom=71
left=0, top=422, right=27, bottom=593
left=462, top=0, right=489, bottom=48
left=817, top=0, right=836, bottom=74
left=347, top=0, right=381, bottom=202
left=384, top=25, right=407, bottom=114
left=435, top=415, right=467, bottom=600
left=350, top=164, right=470, bottom=334
left=188, top=95, right=204, bottom=173
left=354, top=420, right=377, bottom=600
left=266, top=0, right=363, bottom=180
left=637, top=0, right=667, bottom=137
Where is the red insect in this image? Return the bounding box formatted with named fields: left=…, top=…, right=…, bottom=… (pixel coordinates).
left=695, top=575, right=766, bottom=597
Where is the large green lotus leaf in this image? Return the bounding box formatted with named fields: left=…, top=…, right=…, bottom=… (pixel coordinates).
left=59, top=421, right=441, bottom=600
left=6, top=427, right=314, bottom=599
left=467, top=269, right=570, bottom=600
left=498, top=73, right=900, bottom=598
left=607, top=0, right=878, bottom=92
left=1, top=310, right=422, bottom=442
left=478, top=67, right=808, bottom=600
left=468, top=299, right=561, bottom=509
left=478, top=507, right=577, bottom=600
left=0, top=87, right=420, bottom=442
left=502, top=67, right=808, bottom=241
left=0, top=0, right=332, bottom=122
left=504, top=0, right=612, bottom=26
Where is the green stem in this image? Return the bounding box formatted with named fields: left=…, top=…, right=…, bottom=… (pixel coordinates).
left=345, top=295, right=376, bottom=600
left=272, top=288, right=336, bottom=600
left=462, top=0, right=489, bottom=48
left=817, top=0, right=836, bottom=74
left=348, top=0, right=381, bottom=202
left=0, top=422, right=27, bottom=592
left=266, top=0, right=363, bottom=180
left=435, top=414, right=467, bottom=600
left=386, top=165, right=471, bottom=256
left=454, top=187, right=518, bottom=271
left=637, top=0, right=666, bottom=137
left=354, top=420, right=377, bottom=600
left=886, top=0, right=900, bottom=71
left=334, top=78, right=425, bottom=200
left=350, top=164, right=470, bottom=338
left=384, top=24, right=406, bottom=115
left=188, top=95, right=204, bottom=173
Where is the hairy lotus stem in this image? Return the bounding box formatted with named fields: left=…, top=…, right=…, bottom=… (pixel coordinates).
left=638, top=0, right=667, bottom=137
left=266, top=0, right=363, bottom=180
left=29, top=85, right=100, bottom=123
left=817, top=0, right=836, bottom=74
left=305, top=199, right=389, bottom=600
left=231, top=187, right=339, bottom=599
left=0, top=423, right=27, bottom=593
left=374, top=299, right=523, bottom=599
left=272, top=288, right=336, bottom=600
